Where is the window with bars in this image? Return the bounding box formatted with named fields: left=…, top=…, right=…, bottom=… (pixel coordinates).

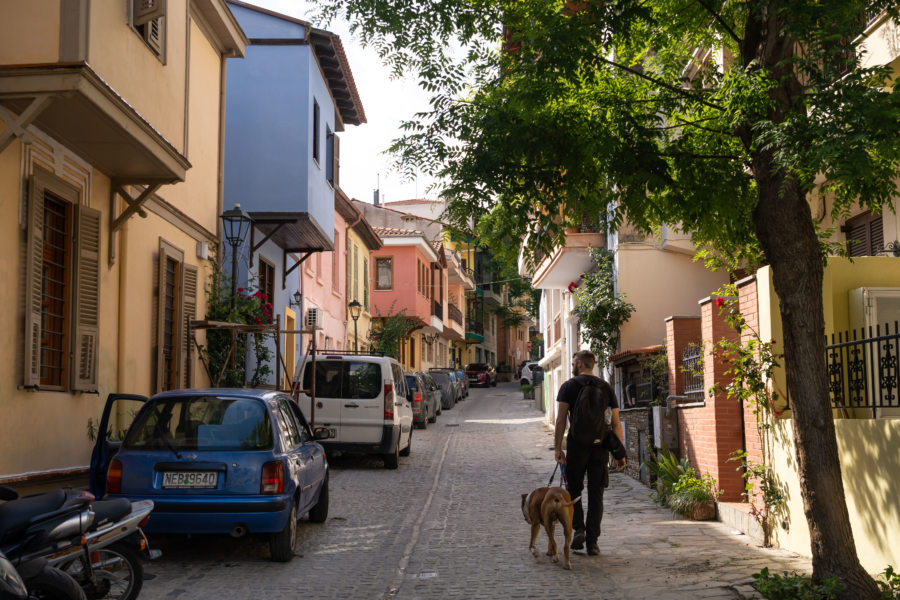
left=845, top=211, right=884, bottom=257
left=24, top=169, right=100, bottom=392
left=258, top=258, right=275, bottom=304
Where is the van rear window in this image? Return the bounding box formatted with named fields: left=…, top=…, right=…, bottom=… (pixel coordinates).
left=302, top=361, right=381, bottom=399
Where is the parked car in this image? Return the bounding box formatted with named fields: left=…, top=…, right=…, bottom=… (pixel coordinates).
left=429, top=371, right=459, bottom=410
left=455, top=369, right=469, bottom=397
left=429, top=368, right=464, bottom=403
left=296, top=354, right=413, bottom=469
left=520, top=361, right=542, bottom=386
left=89, top=389, right=331, bottom=563
left=466, top=363, right=497, bottom=387
left=405, top=372, right=437, bottom=428
left=421, top=373, right=444, bottom=416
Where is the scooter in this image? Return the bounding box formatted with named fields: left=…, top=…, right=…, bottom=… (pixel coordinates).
left=0, top=487, right=156, bottom=600
left=47, top=498, right=155, bottom=600
left=0, top=488, right=92, bottom=600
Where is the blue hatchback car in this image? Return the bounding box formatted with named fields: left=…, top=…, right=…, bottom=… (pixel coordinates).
left=90, top=389, right=330, bottom=562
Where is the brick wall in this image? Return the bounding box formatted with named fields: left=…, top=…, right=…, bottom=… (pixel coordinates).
left=676, top=295, right=745, bottom=501
left=737, top=277, right=765, bottom=504
left=665, top=316, right=701, bottom=397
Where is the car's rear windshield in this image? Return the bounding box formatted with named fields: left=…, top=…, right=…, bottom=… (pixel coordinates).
left=124, top=396, right=272, bottom=451
left=302, top=360, right=381, bottom=399
left=431, top=373, right=449, bottom=383
left=467, top=363, right=490, bottom=371
left=405, top=375, right=419, bottom=390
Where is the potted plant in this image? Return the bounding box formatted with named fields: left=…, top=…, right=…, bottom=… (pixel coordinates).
left=520, top=383, right=534, bottom=399
left=667, top=471, right=721, bottom=521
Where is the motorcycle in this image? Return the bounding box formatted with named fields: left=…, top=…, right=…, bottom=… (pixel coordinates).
left=0, top=487, right=155, bottom=600
left=0, top=488, right=91, bottom=600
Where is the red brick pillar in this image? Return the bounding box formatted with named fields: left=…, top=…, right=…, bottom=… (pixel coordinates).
left=665, top=316, right=702, bottom=398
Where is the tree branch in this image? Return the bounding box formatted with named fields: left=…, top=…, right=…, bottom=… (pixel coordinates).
left=599, top=57, right=725, bottom=112
left=693, top=0, right=741, bottom=45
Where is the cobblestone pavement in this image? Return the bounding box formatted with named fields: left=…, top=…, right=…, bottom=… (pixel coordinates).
left=138, top=383, right=811, bottom=600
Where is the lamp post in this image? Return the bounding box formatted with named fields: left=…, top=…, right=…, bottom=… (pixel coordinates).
left=349, top=299, right=362, bottom=352
left=220, top=204, right=252, bottom=307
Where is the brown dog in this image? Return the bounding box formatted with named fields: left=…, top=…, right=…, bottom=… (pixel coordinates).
left=521, top=486, right=581, bottom=569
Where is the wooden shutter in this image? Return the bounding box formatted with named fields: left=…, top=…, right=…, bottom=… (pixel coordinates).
left=182, top=264, right=198, bottom=388
left=333, top=133, right=340, bottom=188
left=846, top=212, right=884, bottom=257
left=71, top=205, right=101, bottom=392
left=133, top=0, right=165, bottom=26
left=156, top=239, right=184, bottom=393
left=23, top=176, right=45, bottom=388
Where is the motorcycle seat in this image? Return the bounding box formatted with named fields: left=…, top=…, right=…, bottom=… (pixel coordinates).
left=91, top=498, right=132, bottom=526
left=0, top=489, right=67, bottom=544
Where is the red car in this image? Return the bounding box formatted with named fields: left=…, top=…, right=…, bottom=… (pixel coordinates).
left=465, top=363, right=497, bottom=387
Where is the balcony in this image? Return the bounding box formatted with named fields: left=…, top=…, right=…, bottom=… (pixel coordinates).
left=466, top=319, right=484, bottom=343
left=448, top=303, right=463, bottom=325
left=529, top=231, right=606, bottom=290
left=432, top=300, right=443, bottom=320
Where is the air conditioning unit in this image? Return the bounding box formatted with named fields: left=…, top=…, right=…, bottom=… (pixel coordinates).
left=305, top=307, right=324, bottom=330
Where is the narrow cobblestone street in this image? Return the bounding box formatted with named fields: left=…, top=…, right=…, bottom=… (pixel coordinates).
left=139, top=383, right=811, bottom=600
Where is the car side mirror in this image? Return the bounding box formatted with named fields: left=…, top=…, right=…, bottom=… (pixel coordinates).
left=313, top=427, right=333, bottom=440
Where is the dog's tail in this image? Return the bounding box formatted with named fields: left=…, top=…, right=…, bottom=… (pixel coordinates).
left=562, top=495, right=582, bottom=508
left=521, top=493, right=532, bottom=523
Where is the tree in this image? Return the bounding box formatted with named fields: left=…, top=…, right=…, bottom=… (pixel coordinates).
left=370, top=309, right=419, bottom=358
left=318, top=0, right=900, bottom=596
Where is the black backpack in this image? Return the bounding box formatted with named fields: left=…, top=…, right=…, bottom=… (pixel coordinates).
left=568, top=375, right=611, bottom=446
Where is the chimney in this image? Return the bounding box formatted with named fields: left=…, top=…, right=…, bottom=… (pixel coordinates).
left=373, top=188, right=380, bottom=206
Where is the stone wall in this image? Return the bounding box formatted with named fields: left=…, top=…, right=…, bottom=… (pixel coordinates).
left=619, top=407, right=651, bottom=484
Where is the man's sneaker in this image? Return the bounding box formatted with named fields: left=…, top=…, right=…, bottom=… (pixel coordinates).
left=571, top=530, right=585, bottom=550
left=587, top=543, right=600, bottom=556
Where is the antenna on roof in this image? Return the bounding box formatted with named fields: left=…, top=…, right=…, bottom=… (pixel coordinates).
left=374, top=174, right=381, bottom=206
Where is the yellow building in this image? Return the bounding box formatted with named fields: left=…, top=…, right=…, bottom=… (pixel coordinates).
left=0, top=0, right=247, bottom=482
left=338, top=190, right=382, bottom=352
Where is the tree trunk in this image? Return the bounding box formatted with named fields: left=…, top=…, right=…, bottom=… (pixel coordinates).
left=751, top=164, right=879, bottom=599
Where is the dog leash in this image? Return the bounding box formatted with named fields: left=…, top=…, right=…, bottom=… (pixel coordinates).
left=548, top=462, right=569, bottom=490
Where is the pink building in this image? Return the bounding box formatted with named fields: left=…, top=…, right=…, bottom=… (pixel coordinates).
left=301, top=197, right=349, bottom=352
left=370, top=227, right=445, bottom=370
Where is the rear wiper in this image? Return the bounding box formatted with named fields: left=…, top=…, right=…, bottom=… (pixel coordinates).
left=153, top=415, right=182, bottom=459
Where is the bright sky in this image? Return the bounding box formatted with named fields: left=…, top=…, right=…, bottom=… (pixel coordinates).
left=244, top=0, right=440, bottom=205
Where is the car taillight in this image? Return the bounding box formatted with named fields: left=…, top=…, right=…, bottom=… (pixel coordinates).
left=384, top=383, right=394, bottom=420
left=261, top=461, right=284, bottom=494
left=414, top=392, right=422, bottom=403
left=107, top=459, right=122, bottom=494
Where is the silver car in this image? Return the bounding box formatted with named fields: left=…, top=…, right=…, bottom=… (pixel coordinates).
left=429, top=371, right=459, bottom=410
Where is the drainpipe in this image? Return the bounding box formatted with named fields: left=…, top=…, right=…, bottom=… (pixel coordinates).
left=117, top=215, right=130, bottom=394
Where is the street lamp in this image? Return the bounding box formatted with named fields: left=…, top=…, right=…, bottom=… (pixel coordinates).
left=220, top=204, right=253, bottom=306
left=349, top=299, right=362, bottom=352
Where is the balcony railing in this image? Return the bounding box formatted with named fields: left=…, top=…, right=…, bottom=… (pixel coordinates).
left=448, top=303, right=462, bottom=325
left=467, top=320, right=484, bottom=335
left=826, top=322, right=900, bottom=416
left=432, top=300, right=443, bottom=320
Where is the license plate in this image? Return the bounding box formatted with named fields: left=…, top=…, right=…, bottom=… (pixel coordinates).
left=162, top=471, right=218, bottom=489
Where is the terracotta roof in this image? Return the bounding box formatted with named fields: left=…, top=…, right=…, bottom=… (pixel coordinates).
left=372, top=226, right=424, bottom=237
left=384, top=199, right=441, bottom=206
left=609, top=345, right=664, bottom=364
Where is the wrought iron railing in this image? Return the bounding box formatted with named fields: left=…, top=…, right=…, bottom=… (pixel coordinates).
left=682, top=343, right=704, bottom=397
left=448, top=303, right=462, bottom=325
left=467, top=319, right=484, bottom=335
left=432, top=301, right=443, bottom=320
left=826, top=322, right=900, bottom=416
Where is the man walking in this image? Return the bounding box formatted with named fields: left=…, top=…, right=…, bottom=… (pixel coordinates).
left=554, top=350, right=626, bottom=555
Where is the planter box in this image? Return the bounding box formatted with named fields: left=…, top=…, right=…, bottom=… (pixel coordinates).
left=687, top=500, right=717, bottom=521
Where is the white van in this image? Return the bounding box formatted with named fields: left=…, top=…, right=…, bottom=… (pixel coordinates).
left=295, top=354, right=413, bottom=469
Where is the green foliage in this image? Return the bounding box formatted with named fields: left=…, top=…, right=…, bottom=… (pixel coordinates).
left=642, top=445, right=692, bottom=506
left=877, top=566, right=900, bottom=599
left=667, top=471, right=720, bottom=518
left=520, top=383, right=533, bottom=393
left=370, top=305, right=419, bottom=358
left=753, top=568, right=844, bottom=600
left=637, top=345, right=668, bottom=405
left=571, top=248, right=635, bottom=365
left=200, top=263, right=273, bottom=388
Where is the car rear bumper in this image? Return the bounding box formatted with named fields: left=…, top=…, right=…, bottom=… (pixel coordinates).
left=109, top=493, right=292, bottom=535
left=319, top=424, right=399, bottom=455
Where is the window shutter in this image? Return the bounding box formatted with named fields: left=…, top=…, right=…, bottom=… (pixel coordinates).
left=71, top=205, right=101, bottom=392
left=182, top=264, right=198, bottom=388
left=145, top=17, right=163, bottom=55
left=156, top=239, right=184, bottom=393
left=846, top=212, right=884, bottom=257
left=133, top=0, right=165, bottom=26
left=869, top=213, right=884, bottom=256
left=23, top=177, right=45, bottom=388
left=333, top=133, right=340, bottom=188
